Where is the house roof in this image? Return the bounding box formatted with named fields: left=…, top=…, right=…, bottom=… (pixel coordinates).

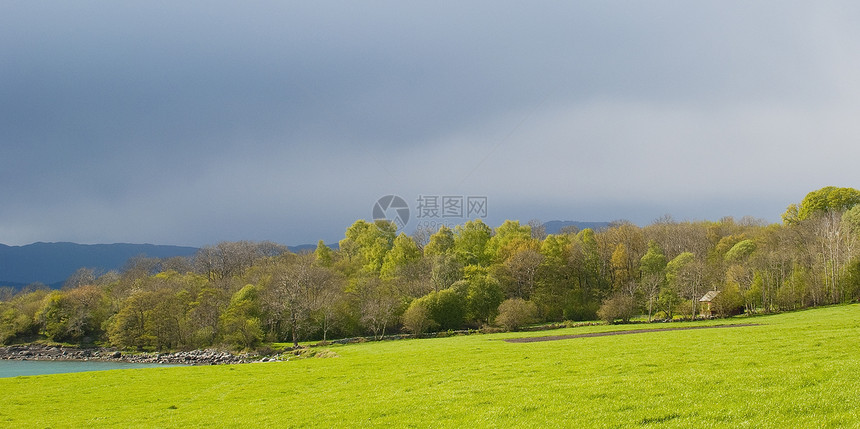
left=699, top=290, right=720, bottom=302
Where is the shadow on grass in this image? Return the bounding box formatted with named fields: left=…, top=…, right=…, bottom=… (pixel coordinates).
left=503, top=323, right=762, bottom=343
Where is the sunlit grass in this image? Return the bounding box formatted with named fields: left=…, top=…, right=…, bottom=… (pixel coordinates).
left=2, top=305, right=859, bottom=427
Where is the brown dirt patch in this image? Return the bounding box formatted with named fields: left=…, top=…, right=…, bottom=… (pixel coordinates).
left=504, top=323, right=762, bottom=343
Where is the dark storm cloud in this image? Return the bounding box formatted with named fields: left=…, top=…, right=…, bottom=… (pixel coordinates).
left=2, top=1, right=860, bottom=245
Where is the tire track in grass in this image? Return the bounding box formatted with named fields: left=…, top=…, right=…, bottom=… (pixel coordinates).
left=504, top=324, right=762, bottom=343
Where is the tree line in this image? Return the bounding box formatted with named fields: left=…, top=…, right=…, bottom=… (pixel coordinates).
left=2, top=186, right=860, bottom=351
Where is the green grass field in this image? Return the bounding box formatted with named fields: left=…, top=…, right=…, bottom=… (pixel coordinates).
left=2, top=305, right=859, bottom=428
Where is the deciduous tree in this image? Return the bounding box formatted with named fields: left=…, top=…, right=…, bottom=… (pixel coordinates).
left=639, top=241, right=667, bottom=321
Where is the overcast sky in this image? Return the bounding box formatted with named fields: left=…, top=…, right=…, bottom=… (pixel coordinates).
left=2, top=1, right=860, bottom=247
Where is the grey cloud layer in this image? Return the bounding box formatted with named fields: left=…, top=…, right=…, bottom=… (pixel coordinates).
left=2, top=1, right=859, bottom=245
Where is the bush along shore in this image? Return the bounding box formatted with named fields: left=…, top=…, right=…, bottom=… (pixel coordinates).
left=0, top=344, right=265, bottom=365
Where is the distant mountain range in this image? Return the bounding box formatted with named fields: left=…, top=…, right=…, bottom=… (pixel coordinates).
left=0, top=221, right=607, bottom=289
left=0, top=242, right=326, bottom=289
left=0, top=242, right=199, bottom=288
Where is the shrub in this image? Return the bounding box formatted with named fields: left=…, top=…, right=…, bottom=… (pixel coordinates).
left=495, top=298, right=538, bottom=331
left=428, top=288, right=466, bottom=330
left=402, top=299, right=437, bottom=335
left=403, top=288, right=466, bottom=333
left=466, top=274, right=504, bottom=325
left=597, top=293, right=636, bottom=324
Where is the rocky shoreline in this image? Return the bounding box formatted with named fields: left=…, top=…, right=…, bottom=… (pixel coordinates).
left=0, top=344, right=258, bottom=365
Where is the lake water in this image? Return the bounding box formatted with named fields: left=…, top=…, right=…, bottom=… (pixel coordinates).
left=0, top=360, right=180, bottom=378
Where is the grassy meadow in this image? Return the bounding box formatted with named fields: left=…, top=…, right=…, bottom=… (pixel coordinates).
left=2, top=305, right=859, bottom=428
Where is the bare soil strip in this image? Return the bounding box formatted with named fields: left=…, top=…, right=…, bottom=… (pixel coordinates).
left=504, top=323, right=762, bottom=343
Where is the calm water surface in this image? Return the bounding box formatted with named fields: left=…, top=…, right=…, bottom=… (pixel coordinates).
left=0, top=360, right=180, bottom=378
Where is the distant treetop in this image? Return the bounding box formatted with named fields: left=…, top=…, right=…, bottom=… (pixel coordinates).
left=782, top=186, right=860, bottom=225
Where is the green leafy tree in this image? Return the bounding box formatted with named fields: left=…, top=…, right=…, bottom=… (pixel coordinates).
left=843, top=206, right=860, bottom=262
left=840, top=260, right=860, bottom=303
left=564, top=228, right=608, bottom=320
left=36, top=291, right=72, bottom=342
left=533, top=234, right=573, bottom=320
left=610, top=243, right=631, bottom=292
left=380, top=233, right=422, bottom=280
left=501, top=248, right=544, bottom=299
left=219, top=284, right=264, bottom=350
left=485, top=220, right=535, bottom=264
left=639, top=241, right=667, bottom=321
left=724, top=239, right=758, bottom=313
left=36, top=285, right=109, bottom=342
left=0, top=288, right=49, bottom=343
left=783, top=186, right=860, bottom=224
left=315, top=240, right=334, bottom=267
left=541, top=234, right=572, bottom=266
left=843, top=205, right=860, bottom=236
left=465, top=273, right=504, bottom=325
left=339, top=220, right=397, bottom=274
left=0, top=306, right=29, bottom=345
left=108, top=288, right=186, bottom=351
left=453, top=219, right=493, bottom=266
left=657, top=287, right=681, bottom=319
left=107, top=291, right=155, bottom=350
left=725, top=239, right=757, bottom=262
left=0, top=290, right=49, bottom=345
left=429, top=254, right=463, bottom=292
left=666, top=252, right=702, bottom=318
left=776, top=265, right=809, bottom=310
left=183, top=285, right=226, bottom=348
left=424, top=225, right=455, bottom=257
